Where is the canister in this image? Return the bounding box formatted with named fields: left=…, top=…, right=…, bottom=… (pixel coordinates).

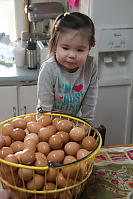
left=27, top=41, right=37, bottom=69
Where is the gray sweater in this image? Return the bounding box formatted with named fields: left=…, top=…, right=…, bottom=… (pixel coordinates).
left=37, top=55, right=98, bottom=122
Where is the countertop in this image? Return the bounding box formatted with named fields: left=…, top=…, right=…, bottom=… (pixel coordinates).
left=0, top=64, right=40, bottom=86
left=0, top=63, right=131, bottom=87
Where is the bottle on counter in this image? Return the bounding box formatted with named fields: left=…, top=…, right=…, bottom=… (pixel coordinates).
left=13, top=39, right=25, bottom=67
left=26, top=40, right=37, bottom=69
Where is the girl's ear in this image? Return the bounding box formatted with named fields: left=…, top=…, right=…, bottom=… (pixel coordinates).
left=89, top=40, right=96, bottom=51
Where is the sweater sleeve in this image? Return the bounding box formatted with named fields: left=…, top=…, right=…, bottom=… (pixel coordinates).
left=37, top=62, right=55, bottom=112
left=80, top=58, right=98, bottom=123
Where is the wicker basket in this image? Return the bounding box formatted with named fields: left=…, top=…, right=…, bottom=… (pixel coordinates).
left=0, top=111, right=102, bottom=199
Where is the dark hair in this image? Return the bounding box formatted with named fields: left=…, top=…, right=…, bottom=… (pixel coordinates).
left=48, top=12, right=95, bottom=57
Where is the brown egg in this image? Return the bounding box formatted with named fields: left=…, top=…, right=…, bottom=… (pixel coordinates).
left=1, top=183, right=8, bottom=190
left=76, top=149, right=90, bottom=160
left=14, top=151, right=23, bottom=163
left=58, top=190, right=72, bottom=199
left=47, top=167, right=57, bottom=182
left=8, top=190, right=27, bottom=199
left=71, top=182, right=81, bottom=196
left=77, top=162, right=88, bottom=180
left=69, top=127, right=85, bottom=141
left=0, top=137, right=5, bottom=148
left=0, top=160, right=12, bottom=176
left=18, top=167, right=33, bottom=181
left=11, top=118, right=27, bottom=129
left=47, top=150, right=65, bottom=164
left=24, top=138, right=37, bottom=152
left=24, top=115, right=36, bottom=123
left=52, top=117, right=62, bottom=126
left=4, top=154, right=19, bottom=171
left=24, top=133, right=39, bottom=144
left=38, top=125, right=56, bottom=142
left=5, top=171, right=22, bottom=187
left=0, top=147, right=13, bottom=159
left=56, top=172, right=73, bottom=188
left=35, top=152, right=47, bottom=160
left=27, top=121, right=41, bottom=134
left=34, top=156, right=48, bottom=174
left=2, top=123, right=14, bottom=136
left=64, top=142, right=80, bottom=156
left=49, top=134, right=63, bottom=150
left=20, top=149, right=35, bottom=165
left=43, top=182, right=56, bottom=190
left=56, top=120, right=73, bottom=132
left=31, top=195, right=44, bottom=199
left=37, top=115, right=52, bottom=127
left=27, top=174, right=45, bottom=190
left=24, top=128, right=30, bottom=135
left=10, top=141, right=24, bottom=153
left=3, top=136, right=12, bottom=147
left=37, top=142, right=50, bottom=155
left=10, top=128, right=26, bottom=141
left=82, top=136, right=97, bottom=151
left=43, top=182, right=57, bottom=199
left=55, top=131, right=69, bottom=144
left=62, top=156, right=78, bottom=178
left=56, top=172, right=66, bottom=188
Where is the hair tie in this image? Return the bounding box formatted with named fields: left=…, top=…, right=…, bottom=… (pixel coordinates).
left=55, top=12, right=70, bottom=31
left=55, top=24, right=59, bottom=31
left=55, top=20, right=60, bottom=31
left=64, top=12, right=70, bottom=17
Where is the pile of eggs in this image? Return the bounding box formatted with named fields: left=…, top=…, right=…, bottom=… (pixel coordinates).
left=0, top=115, right=97, bottom=199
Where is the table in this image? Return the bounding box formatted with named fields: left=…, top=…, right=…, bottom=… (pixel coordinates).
left=0, top=144, right=133, bottom=198
left=79, top=144, right=133, bottom=199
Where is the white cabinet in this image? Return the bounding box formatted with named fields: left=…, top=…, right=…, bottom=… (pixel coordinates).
left=95, top=81, right=131, bottom=146
left=18, top=85, right=37, bottom=115
left=0, top=85, right=37, bottom=123
left=0, top=86, right=18, bottom=123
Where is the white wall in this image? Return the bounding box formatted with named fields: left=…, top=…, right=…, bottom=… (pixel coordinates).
left=90, top=0, right=133, bottom=28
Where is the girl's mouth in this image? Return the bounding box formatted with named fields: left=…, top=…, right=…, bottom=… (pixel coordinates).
left=65, top=61, right=76, bottom=65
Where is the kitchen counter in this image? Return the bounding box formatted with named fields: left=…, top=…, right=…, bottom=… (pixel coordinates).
left=0, top=63, right=132, bottom=87
left=0, top=64, right=40, bottom=86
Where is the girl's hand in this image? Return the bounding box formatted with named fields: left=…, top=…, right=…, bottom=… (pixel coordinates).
left=0, top=189, right=12, bottom=199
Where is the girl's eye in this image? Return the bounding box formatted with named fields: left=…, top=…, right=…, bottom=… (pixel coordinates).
left=62, top=47, right=69, bottom=50
left=77, top=49, right=84, bottom=52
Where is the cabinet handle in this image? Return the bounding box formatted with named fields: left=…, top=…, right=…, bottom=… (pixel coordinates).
left=13, top=106, right=16, bottom=117
left=24, top=106, right=27, bottom=114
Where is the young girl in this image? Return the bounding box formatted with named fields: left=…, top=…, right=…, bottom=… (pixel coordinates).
left=37, top=12, right=98, bottom=123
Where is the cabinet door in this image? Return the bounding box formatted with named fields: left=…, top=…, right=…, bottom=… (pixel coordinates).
left=95, top=84, right=131, bottom=145
left=0, top=86, right=18, bottom=123
left=18, top=85, right=37, bottom=115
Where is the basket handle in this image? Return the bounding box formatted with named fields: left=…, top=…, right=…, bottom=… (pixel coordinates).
left=48, top=161, right=63, bottom=168
left=37, top=107, right=96, bottom=127
left=37, top=107, right=47, bottom=114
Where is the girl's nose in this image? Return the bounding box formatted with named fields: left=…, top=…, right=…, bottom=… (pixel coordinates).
left=68, top=51, right=76, bottom=59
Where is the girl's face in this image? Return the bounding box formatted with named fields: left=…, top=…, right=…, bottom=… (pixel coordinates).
left=55, top=29, right=90, bottom=72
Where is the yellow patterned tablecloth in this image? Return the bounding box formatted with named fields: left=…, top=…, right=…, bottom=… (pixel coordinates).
left=79, top=146, right=133, bottom=199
